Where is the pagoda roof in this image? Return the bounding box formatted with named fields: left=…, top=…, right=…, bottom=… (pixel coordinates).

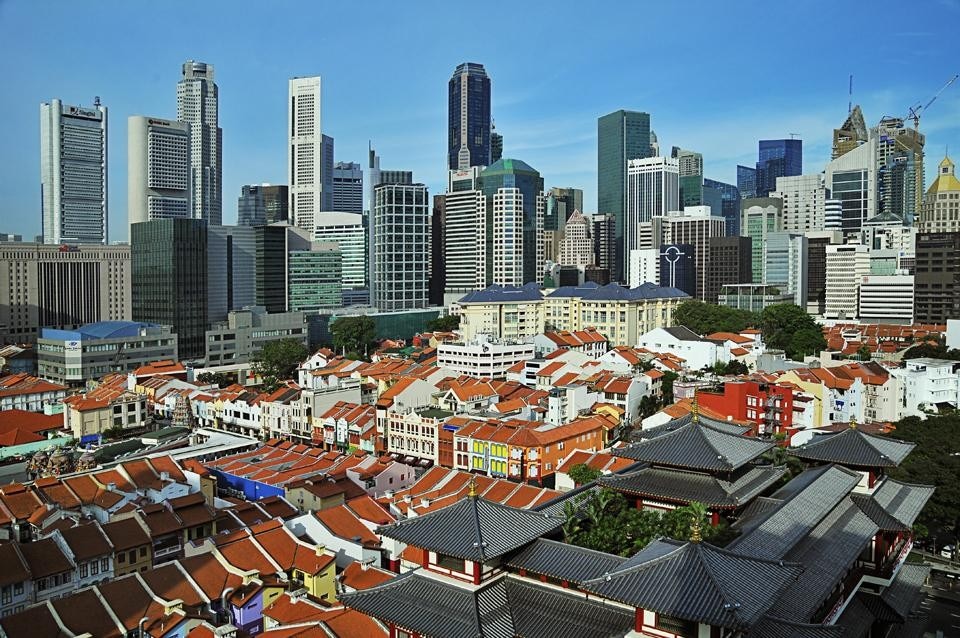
left=581, top=539, right=802, bottom=630
left=615, top=420, right=773, bottom=472
left=747, top=616, right=844, bottom=638
left=377, top=495, right=563, bottom=561
left=728, top=464, right=862, bottom=560
left=599, top=465, right=786, bottom=509
left=788, top=427, right=915, bottom=468
left=341, top=570, right=634, bottom=638
left=632, top=412, right=751, bottom=440
left=504, top=538, right=628, bottom=585
left=851, top=478, right=934, bottom=532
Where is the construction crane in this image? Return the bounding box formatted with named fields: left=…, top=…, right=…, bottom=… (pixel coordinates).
left=905, top=74, right=958, bottom=130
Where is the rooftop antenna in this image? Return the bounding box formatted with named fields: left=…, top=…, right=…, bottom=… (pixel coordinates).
left=848, top=75, right=853, bottom=114
left=788, top=133, right=801, bottom=140
left=94, top=95, right=101, bottom=107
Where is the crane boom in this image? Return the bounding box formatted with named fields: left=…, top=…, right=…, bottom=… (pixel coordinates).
left=907, top=73, right=959, bottom=129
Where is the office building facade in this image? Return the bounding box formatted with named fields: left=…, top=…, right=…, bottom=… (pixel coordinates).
left=238, top=184, right=288, bottom=226
left=557, top=210, right=593, bottom=267
left=0, top=243, right=131, bottom=345
left=127, top=116, right=191, bottom=226
left=598, top=110, right=651, bottom=282
left=207, top=225, right=256, bottom=324
left=332, top=161, right=363, bottom=214
left=373, top=183, right=430, bottom=311
left=40, top=98, right=108, bottom=245
left=625, top=157, right=679, bottom=279
left=824, top=243, right=870, bottom=320
left=441, top=168, right=485, bottom=301
left=288, top=243, right=342, bottom=311
left=772, top=174, right=827, bottom=234
left=448, top=62, right=491, bottom=170
left=545, top=187, right=584, bottom=231
left=914, top=232, right=960, bottom=324
left=755, top=139, right=802, bottom=197
left=289, top=76, right=334, bottom=233
left=804, top=231, right=842, bottom=315
left=481, top=159, right=546, bottom=288
left=741, top=198, right=783, bottom=283
left=314, top=212, right=368, bottom=305
left=706, top=236, right=752, bottom=304
left=703, top=178, right=741, bottom=235
left=131, top=218, right=208, bottom=360
left=177, top=60, right=222, bottom=225
left=918, top=156, right=960, bottom=233
left=658, top=244, right=695, bottom=296
left=205, top=307, right=307, bottom=368
left=592, top=213, right=616, bottom=276
left=654, top=206, right=725, bottom=300
left=874, top=117, right=924, bottom=224
left=737, top=165, right=757, bottom=200
left=859, top=274, right=914, bottom=324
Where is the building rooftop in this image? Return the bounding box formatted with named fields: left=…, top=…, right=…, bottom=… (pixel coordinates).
left=547, top=281, right=689, bottom=301
left=614, top=420, right=773, bottom=472
left=41, top=320, right=161, bottom=341
left=458, top=282, right=543, bottom=304
left=788, top=427, right=915, bottom=468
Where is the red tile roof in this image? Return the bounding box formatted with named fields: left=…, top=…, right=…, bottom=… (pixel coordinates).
left=341, top=561, right=394, bottom=590
left=315, top=505, right=380, bottom=547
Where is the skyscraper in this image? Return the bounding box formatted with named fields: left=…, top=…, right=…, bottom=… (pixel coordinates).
left=755, top=139, right=802, bottom=197
left=740, top=198, right=784, bottom=283
left=651, top=206, right=725, bottom=300
left=598, top=110, right=651, bottom=282
left=373, top=183, right=430, bottom=311
left=771, top=174, right=828, bottom=234
left=40, top=98, right=108, bottom=244
left=914, top=232, right=960, bottom=323
left=832, top=105, right=868, bottom=159
left=448, top=63, right=492, bottom=170
left=127, top=116, right=191, bottom=227
left=131, top=218, right=208, bottom=360
left=737, top=165, right=757, bottom=200
left=441, top=167, right=486, bottom=301
left=207, top=224, right=256, bottom=324
left=703, top=178, right=741, bottom=235
left=544, top=187, right=584, bottom=231
left=557, top=210, right=593, bottom=267
left=706, top=236, right=752, bottom=304
left=592, top=213, right=616, bottom=276
left=919, top=156, right=960, bottom=232
left=238, top=184, right=288, bottom=226
left=289, top=76, right=334, bottom=233
left=314, top=212, right=367, bottom=305
left=658, top=244, right=695, bottom=296
left=625, top=156, right=679, bottom=279
left=491, top=129, right=503, bottom=163
left=874, top=116, right=925, bottom=224
left=671, top=147, right=704, bottom=208
left=177, top=61, right=222, bottom=225
left=332, top=161, right=363, bottom=214
left=480, top=159, right=546, bottom=287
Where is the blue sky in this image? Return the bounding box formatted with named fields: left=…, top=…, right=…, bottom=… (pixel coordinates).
left=1, top=0, right=958, bottom=242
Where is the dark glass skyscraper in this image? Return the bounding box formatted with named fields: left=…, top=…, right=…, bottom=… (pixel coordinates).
left=755, top=139, right=802, bottom=197
left=597, top=110, right=651, bottom=283
left=737, top=165, right=757, bottom=200
left=658, top=244, right=696, bottom=296
left=448, top=63, right=491, bottom=171
left=703, top=178, right=742, bottom=235
left=131, top=218, right=208, bottom=360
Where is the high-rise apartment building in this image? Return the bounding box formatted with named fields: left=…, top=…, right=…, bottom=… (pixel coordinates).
left=373, top=183, right=430, bottom=311
left=314, top=212, right=367, bottom=305
left=914, top=232, right=960, bottom=323
left=703, top=178, right=741, bottom=235
left=625, top=157, right=679, bottom=279
left=740, top=198, right=783, bottom=283
left=40, top=98, right=108, bottom=244
left=824, top=243, right=870, bottom=320
left=706, top=236, right=752, bottom=304
left=131, top=218, right=208, bottom=360
left=755, top=139, right=802, bottom=197
left=481, top=159, right=546, bottom=287
left=918, top=156, right=960, bottom=233
left=128, top=116, right=191, bottom=227
left=177, top=61, right=222, bottom=225
left=238, top=184, right=289, bottom=226
left=289, top=77, right=334, bottom=233
left=448, top=63, right=491, bottom=170
left=771, top=174, right=828, bottom=234
left=332, top=162, right=363, bottom=214
left=598, top=110, right=652, bottom=282
left=0, top=243, right=130, bottom=345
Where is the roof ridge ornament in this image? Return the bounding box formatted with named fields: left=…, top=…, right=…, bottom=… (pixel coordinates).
left=849, top=416, right=857, bottom=429
left=468, top=476, right=478, bottom=498
left=690, top=515, right=703, bottom=543
left=691, top=389, right=700, bottom=424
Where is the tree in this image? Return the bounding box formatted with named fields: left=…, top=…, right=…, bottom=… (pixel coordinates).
left=673, top=301, right=758, bottom=335
left=788, top=327, right=827, bottom=362
left=661, top=371, right=679, bottom=405
left=761, top=304, right=825, bottom=360
left=725, top=360, right=749, bottom=376
left=330, top=316, right=377, bottom=358
left=567, top=463, right=602, bottom=486
left=426, top=314, right=460, bottom=332
left=251, top=338, right=308, bottom=392
left=197, top=371, right=234, bottom=388
left=854, top=345, right=872, bottom=361
left=903, top=343, right=960, bottom=361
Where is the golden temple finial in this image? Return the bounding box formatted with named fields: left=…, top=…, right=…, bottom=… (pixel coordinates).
left=690, top=516, right=702, bottom=543
left=691, top=389, right=700, bottom=424
left=849, top=416, right=857, bottom=430
left=468, top=476, right=478, bottom=498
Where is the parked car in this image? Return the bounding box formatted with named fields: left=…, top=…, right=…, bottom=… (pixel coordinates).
left=941, top=545, right=955, bottom=559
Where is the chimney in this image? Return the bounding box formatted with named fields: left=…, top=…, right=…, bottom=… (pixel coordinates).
left=160, top=471, right=170, bottom=481
left=107, top=482, right=116, bottom=492
left=314, top=545, right=326, bottom=557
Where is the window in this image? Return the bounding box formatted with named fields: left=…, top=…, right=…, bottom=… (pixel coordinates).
left=101, top=558, right=109, bottom=572
left=139, top=547, right=147, bottom=558
left=91, top=561, right=99, bottom=575
left=435, top=553, right=466, bottom=573
left=79, top=563, right=89, bottom=578
left=128, top=550, right=136, bottom=563
left=36, top=578, right=47, bottom=592
left=12, top=583, right=21, bottom=596
left=1, top=586, right=10, bottom=605
left=118, top=553, right=125, bottom=564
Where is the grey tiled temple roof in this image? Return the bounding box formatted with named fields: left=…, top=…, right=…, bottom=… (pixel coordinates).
left=631, top=413, right=750, bottom=441
left=341, top=570, right=634, bottom=638
left=614, top=421, right=774, bottom=472
left=598, top=465, right=786, bottom=508
left=867, top=479, right=935, bottom=529
left=377, top=496, right=563, bottom=561
left=581, top=538, right=803, bottom=630
left=746, top=617, right=845, bottom=638
left=504, top=538, right=628, bottom=585
left=788, top=427, right=915, bottom=468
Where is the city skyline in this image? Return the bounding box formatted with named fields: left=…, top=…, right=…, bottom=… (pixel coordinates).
left=2, top=1, right=959, bottom=243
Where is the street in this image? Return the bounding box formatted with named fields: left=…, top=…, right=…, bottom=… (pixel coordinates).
left=907, top=572, right=960, bottom=637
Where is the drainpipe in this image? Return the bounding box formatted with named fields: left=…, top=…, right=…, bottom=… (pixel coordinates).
left=220, top=587, right=235, bottom=624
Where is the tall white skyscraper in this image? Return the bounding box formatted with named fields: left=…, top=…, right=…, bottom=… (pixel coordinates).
left=177, top=61, right=221, bottom=225
left=40, top=98, right=108, bottom=244
left=288, top=77, right=334, bottom=233
left=771, top=173, right=828, bottom=234
left=127, top=116, right=191, bottom=227
left=625, top=157, right=679, bottom=277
